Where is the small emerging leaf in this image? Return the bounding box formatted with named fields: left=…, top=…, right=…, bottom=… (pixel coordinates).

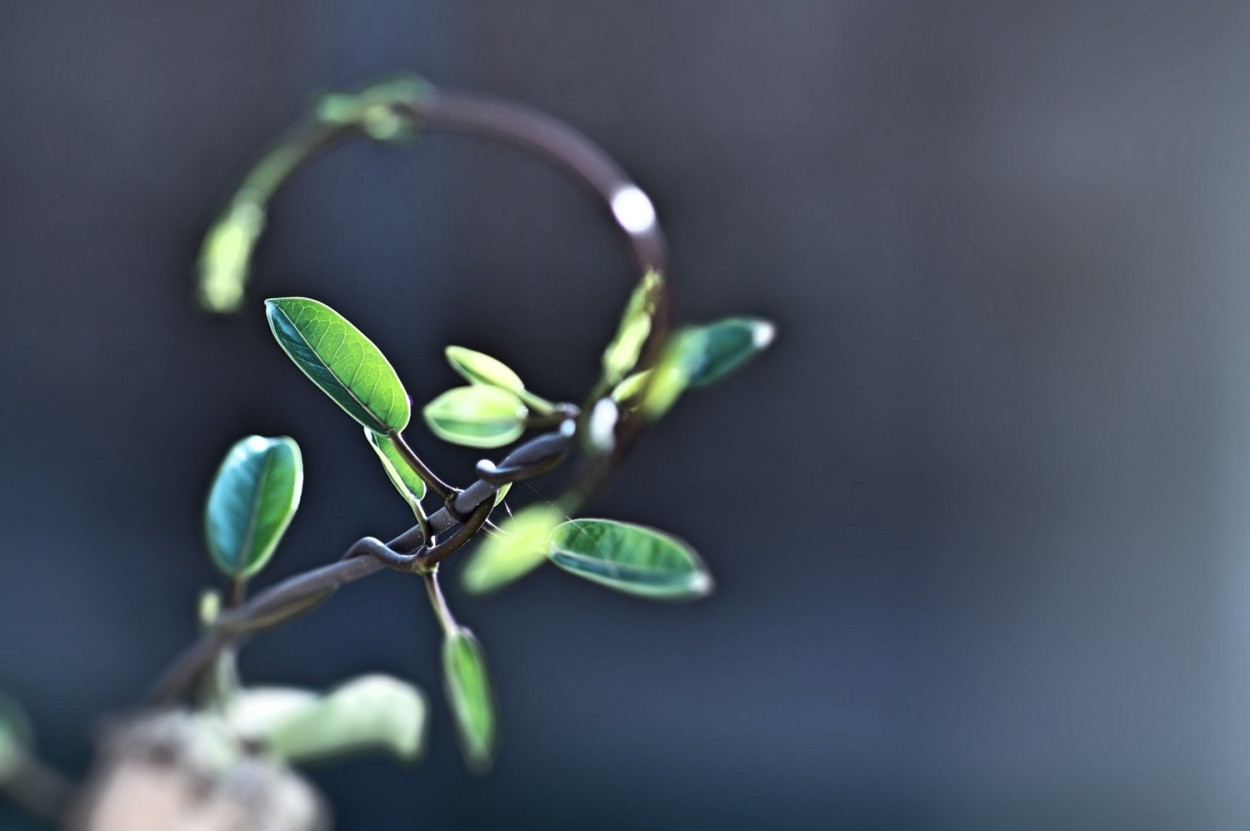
left=227, top=676, right=427, bottom=764
left=600, top=269, right=663, bottom=386
left=446, top=346, right=525, bottom=392
left=266, top=297, right=411, bottom=434
left=549, top=519, right=712, bottom=601
left=366, top=430, right=426, bottom=511
left=461, top=504, right=564, bottom=595
left=197, top=201, right=266, bottom=314
left=611, top=369, right=653, bottom=406
left=424, top=386, right=526, bottom=448
left=205, top=436, right=303, bottom=580
left=443, top=628, right=497, bottom=773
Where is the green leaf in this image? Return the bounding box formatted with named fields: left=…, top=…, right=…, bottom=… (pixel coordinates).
left=461, top=504, right=564, bottom=595
left=0, top=694, right=31, bottom=782
left=442, top=628, right=497, bottom=773
left=445, top=346, right=525, bottom=392
left=611, top=369, right=653, bottom=406
left=548, top=519, right=712, bottom=601
left=205, top=435, right=303, bottom=580
left=639, top=334, right=695, bottom=419
left=197, top=202, right=265, bottom=314
left=683, top=317, right=775, bottom=388
left=266, top=297, right=411, bottom=434
left=366, top=429, right=426, bottom=511
left=600, top=269, right=663, bottom=386
left=227, top=676, right=427, bottom=764
left=424, top=386, right=526, bottom=448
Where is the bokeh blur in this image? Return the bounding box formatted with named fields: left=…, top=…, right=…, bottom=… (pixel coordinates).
left=3, top=2, right=1249, bottom=828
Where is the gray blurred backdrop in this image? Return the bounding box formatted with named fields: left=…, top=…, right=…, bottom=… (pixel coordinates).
left=3, top=2, right=1250, bottom=829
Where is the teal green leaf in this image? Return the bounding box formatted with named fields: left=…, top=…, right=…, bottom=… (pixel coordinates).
left=366, top=429, right=426, bottom=510
left=442, top=628, right=497, bottom=773
left=683, top=317, right=775, bottom=387
left=600, top=269, right=663, bottom=386
left=227, top=676, right=426, bottom=764
left=205, top=435, right=303, bottom=580
left=461, top=504, right=564, bottom=595
left=266, top=297, right=411, bottom=433
left=548, top=519, right=712, bottom=601
left=445, top=346, right=525, bottom=392
left=0, top=694, right=31, bottom=782
left=424, top=386, right=526, bottom=448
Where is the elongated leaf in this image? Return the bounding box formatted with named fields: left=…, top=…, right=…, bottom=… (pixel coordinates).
left=684, top=317, right=775, bottom=387
left=205, top=435, right=303, bottom=579
left=461, top=504, right=564, bottom=595
left=548, top=519, right=712, bottom=601
left=445, top=346, right=525, bottom=392
left=600, top=269, right=663, bottom=386
left=424, top=386, right=526, bottom=448
left=227, top=676, right=426, bottom=764
left=366, top=429, right=426, bottom=511
left=611, top=369, right=653, bottom=406
left=266, top=297, right=411, bottom=433
left=443, top=628, right=496, bottom=773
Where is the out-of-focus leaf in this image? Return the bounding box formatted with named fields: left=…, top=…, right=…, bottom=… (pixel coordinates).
left=199, top=589, right=222, bottom=627
left=266, top=297, right=411, bottom=434
left=460, top=504, right=564, bottom=595
left=205, top=436, right=303, bottom=580
left=227, top=676, right=427, bottom=764
left=366, top=429, right=426, bottom=512
left=548, top=519, right=712, bottom=601
left=442, top=628, right=497, bottom=773
left=639, top=317, right=776, bottom=419
left=683, top=317, right=775, bottom=387
left=610, top=369, right=652, bottom=406
left=197, top=202, right=265, bottom=314
left=600, top=270, right=663, bottom=386
left=423, top=386, right=526, bottom=448
left=445, top=346, right=525, bottom=392
left=0, top=694, right=31, bottom=782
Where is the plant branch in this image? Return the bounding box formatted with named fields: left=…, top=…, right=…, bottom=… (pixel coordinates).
left=149, top=426, right=574, bottom=706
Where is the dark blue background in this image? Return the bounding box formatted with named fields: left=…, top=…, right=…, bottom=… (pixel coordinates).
left=2, top=2, right=1248, bottom=828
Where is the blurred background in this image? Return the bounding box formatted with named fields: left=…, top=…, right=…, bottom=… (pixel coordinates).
left=2, top=1, right=1248, bottom=828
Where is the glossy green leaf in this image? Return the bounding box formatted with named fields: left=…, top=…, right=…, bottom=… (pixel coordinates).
left=424, top=386, right=526, bottom=448
left=445, top=346, right=525, bottom=392
left=205, top=435, right=303, bottom=580
left=443, top=628, right=496, bottom=773
left=0, top=694, right=31, bottom=782
left=494, top=482, right=512, bottom=507
left=366, top=429, right=426, bottom=512
left=548, top=519, right=712, bottom=601
left=683, top=317, right=775, bottom=387
left=227, top=676, right=426, bottom=764
left=600, top=269, right=663, bottom=386
left=266, top=297, right=411, bottom=434
left=461, top=504, right=564, bottom=595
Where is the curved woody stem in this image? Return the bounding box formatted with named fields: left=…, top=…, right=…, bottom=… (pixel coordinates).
left=154, top=80, right=675, bottom=706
